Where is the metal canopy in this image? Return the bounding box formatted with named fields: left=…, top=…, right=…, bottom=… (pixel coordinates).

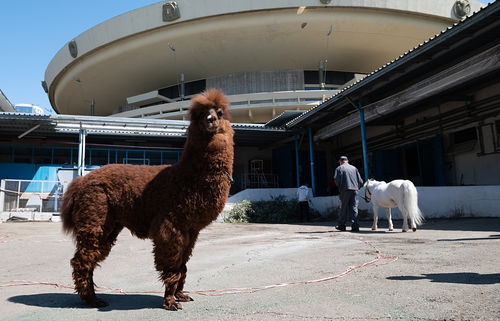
left=0, top=113, right=292, bottom=148
left=286, top=1, right=500, bottom=134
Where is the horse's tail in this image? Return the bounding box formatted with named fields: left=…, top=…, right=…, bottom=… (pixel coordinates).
left=401, top=180, right=424, bottom=226
left=60, top=177, right=82, bottom=235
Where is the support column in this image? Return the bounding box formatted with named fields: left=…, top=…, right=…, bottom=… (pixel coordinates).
left=357, top=102, right=369, bottom=181
left=308, top=128, right=316, bottom=196
left=294, top=135, right=300, bottom=188
left=77, top=129, right=87, bottom=176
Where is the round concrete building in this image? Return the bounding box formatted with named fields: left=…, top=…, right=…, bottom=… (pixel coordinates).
left=44, top=0, right=482, bottom=123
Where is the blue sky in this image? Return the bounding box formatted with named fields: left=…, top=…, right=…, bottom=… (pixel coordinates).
left=0, top=1, right=155, bottom=113
left=0, top=0, right=492, bottom=114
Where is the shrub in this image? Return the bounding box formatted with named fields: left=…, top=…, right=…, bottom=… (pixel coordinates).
left=224, top=195, right=321, bottom=223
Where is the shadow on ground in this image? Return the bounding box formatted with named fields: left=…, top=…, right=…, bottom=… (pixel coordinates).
left=8, top=293, right=164, bottom=311
left=387, top=272, right=500, bottom=285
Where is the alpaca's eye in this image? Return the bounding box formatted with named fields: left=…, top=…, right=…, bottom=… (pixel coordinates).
left=217, top=110, right=223, bottom=117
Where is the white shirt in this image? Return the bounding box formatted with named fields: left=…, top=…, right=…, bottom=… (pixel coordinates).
left=297, top=185, right=313, bottom=202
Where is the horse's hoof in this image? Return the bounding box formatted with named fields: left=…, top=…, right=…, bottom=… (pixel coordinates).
left=388, top=228, right=393, bottom=231
left=402, top=229, right=407, bottom=232
left=412, top=227, right=417, bottom=232
left=371, top=227, right=377, bottom=231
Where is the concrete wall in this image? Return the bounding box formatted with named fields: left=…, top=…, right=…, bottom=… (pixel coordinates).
left=227, top=186, right=500, bottom=219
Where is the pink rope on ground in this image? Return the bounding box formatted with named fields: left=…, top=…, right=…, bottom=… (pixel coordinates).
left=0, top=237, right=397, bottom=296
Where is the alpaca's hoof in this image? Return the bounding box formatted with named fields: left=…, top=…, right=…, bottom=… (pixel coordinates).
left=412, top=227, right=417, bottom=232
left=164, top=296, right=182, bottom=311
left=175, top=291, right=194, bottom=302
left=85, top=296, right=108, bottom=308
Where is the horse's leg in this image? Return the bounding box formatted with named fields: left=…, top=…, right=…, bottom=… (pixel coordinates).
left=371, top=205, right=379, bottom=230
left=410, top=213, right=417, bottom=232
left=386, top=208, right=394, bottom=231
left=401, top=207, right=409, bottom=232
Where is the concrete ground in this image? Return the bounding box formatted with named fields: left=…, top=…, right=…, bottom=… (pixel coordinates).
left=0, top=218, right=499, bottom=321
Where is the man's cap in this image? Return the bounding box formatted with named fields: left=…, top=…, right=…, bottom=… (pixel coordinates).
left=339, top=156, right=348, bottom=161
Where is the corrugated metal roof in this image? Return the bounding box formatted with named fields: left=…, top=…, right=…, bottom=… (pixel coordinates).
left=285, top=1, right=497, bottom=128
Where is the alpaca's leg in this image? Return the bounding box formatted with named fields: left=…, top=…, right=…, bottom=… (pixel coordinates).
left=175, top=232, right=199, bottom=302
left=386, top=208, right=394, bottom=231
left=371, top=205, right=378, bottom=230
left=155, top=246, right=183, bottom=310
left=71, top=231, right=108, bottom=307
left=174, top=264, right=193, bottom=302
left=152, top=222, right=187, bottom=311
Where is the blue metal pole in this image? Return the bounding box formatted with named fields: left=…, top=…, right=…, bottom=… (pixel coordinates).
left=358, top=102, right=369, bottom=181
left=294, top=135, right=300, bottom=188
left=308, top=128, right=316, bottom=196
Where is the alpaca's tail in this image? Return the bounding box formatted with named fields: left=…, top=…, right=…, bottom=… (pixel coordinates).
left=401, top=180, right=424, bottom=227
left=60, top=177, right=82, bottom=235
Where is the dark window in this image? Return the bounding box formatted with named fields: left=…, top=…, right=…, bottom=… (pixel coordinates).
left=90, top=149, right=109, bottom=165
left=146, top=151, right=162, bottom=165
left=452, top=127, right=477, bottom=144
left=159, top=86, right=180, bottom=100
left=0, top=146, right=13, bottom=162
left=34, top=147, right=53, bottom=164
left=162, top=151, right=179, bottom=164
left=53, top=148, right=72, bottom=165
left=14, top=147, right=33, bottom=163
left=496, top=120, right=500, bottom=150
left=185, top=79, right=206, bottom=96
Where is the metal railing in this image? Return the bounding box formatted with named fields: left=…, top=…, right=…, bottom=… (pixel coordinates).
left=240, top=173, right=279, bottom=189
left=112, top=90, right=339, bottom=119
left=0, top=179, right=62, bottom=221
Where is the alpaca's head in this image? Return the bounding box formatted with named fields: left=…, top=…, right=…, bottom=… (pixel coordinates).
left=189, top=89, right=231, bottom=134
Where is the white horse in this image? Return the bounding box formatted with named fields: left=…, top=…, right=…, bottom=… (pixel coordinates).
left=363, top=179, right=424, bottom=232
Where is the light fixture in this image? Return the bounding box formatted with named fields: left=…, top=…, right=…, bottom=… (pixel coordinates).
left=297, top=6, right=306, bottom=15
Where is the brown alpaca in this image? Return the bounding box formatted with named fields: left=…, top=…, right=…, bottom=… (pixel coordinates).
left=60, top=89, right=234, bottom=310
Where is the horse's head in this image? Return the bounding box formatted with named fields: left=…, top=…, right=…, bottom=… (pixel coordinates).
left=189, top=89, right=232, bottom=134
left=363, top=178, right=375, bottom=202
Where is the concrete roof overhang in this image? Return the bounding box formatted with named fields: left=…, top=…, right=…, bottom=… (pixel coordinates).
left=287, top=1, right=500, bottom=146
left=44, top=0, right=482, bottom=116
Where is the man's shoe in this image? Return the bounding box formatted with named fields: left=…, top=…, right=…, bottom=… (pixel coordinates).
left=335, top=225, right=346, bottom=231
left=351, top=227, right=360, bottom=232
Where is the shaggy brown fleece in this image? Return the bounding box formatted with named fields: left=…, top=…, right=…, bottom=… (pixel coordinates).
left=61, top=89, right=234, bottom=310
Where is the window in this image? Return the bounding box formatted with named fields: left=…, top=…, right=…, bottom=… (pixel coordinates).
left=14, top=147, right=33, bottom=163
left=0, top=146, right=13, bottom=162
left=53, top=148, right=71, bottom=165
left=452, top=127, right=477, bottom=145
left=496, top=120, right=500, bottom=150
left=34, top=147, right=52, bottom=164
left=146, top=151, right=162, bottom=165
left=90, top=149, right=109, bottom=165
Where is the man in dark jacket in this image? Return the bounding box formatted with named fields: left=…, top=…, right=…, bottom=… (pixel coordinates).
left=333, top=156, right=364, bottom=232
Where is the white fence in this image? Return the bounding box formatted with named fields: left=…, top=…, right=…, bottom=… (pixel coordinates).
left=0, top=179, right=63, bottom=222
left=226, top=186, right=500, bottom=219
